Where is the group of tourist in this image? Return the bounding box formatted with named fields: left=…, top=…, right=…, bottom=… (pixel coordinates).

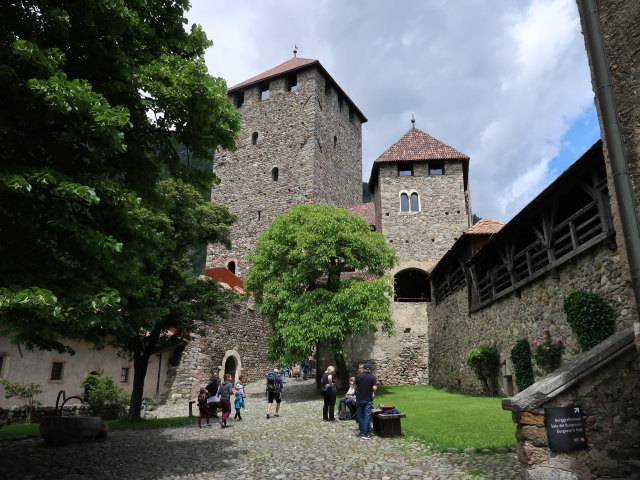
left=197, top=361, right=377, bottom=440
left=196, top=373, right=247, bottom=428
left=321, top=363, right=377, bottom=439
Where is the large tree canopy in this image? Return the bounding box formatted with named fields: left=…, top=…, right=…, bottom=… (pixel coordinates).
left=244, top=204, right=398, bottom=377
left=0, top=1, right=240, bottom=352
left=116, top=178, right=236, bottom=418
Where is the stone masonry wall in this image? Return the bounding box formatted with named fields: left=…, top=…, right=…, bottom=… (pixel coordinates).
left=510, top=340, right=639, bottom=479
left=429, top=243, right=636, bottom=395
left=206, top=67, right=362, bottom=277
left=377, top=160, right=469, bottom=270
left=165, top=297, right=272, bottom=400
left=318, top=302, right=429, bottom=386
left=578, top=0, right=640, bottom=350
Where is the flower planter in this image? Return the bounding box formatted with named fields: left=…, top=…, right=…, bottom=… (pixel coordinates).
left=39, top=416, right=108, bottom=446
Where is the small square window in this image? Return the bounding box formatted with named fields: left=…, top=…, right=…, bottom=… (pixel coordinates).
left=120, top=367, right=130, bottom=383
left=234, top=91, right=244, bottom=108
left=398, top=163, right=413, bottom=176
left=286, top=74, right=297, bottom=92
left=429, top=161, right=444, bottom=175
left=260, top=83, right=270, bottom=101
left=50, top=362, right=64, bottom=381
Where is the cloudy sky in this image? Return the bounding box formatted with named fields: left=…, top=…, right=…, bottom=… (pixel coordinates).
left=185, top=0, right=599, bottom=223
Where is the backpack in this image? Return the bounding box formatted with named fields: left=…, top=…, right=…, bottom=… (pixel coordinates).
left=338, top=401, right=350, bottom=420
left=266, top=372, right=281, bottom=392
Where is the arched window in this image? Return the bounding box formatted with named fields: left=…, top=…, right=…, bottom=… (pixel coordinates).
left=394, top=269, right=430, bottom=302
left=400, top=193, right=409, bottom=212
left=252, top=132, right=259, bottom=145
left=271, top=167, right=279, bottom=181
left=400, top=191, right=420, bottom=212
left=410, top=192, right=419, bottom=211
left=227, top=261, right=236, bottom=274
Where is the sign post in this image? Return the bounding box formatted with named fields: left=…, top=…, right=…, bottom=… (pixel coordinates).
left=544, top=405, right=588, bottom=452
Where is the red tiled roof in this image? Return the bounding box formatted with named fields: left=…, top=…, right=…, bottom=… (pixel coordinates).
left=204, top=267, right=245, bottom=293
left=346, top=202, right=375, bottom=226
left=465, top=218, right=504, bottom=235
left=374, top=128, right=469, bottom=164
left=229, top=57, right=318, bottom=91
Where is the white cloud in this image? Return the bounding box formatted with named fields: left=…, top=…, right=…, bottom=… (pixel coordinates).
left=186, top=0, right=597, bottom=222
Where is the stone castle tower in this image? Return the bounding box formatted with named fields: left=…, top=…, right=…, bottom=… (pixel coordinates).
left=337, top=126, right=471, bottom=384
left=206, top=57, right=367, bottom=276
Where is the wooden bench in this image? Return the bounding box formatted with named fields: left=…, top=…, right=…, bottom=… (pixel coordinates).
left=371, top=410, right=406, bottom=438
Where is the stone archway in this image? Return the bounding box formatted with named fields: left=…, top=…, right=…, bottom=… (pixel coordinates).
left=219, top=350, right=242, bottom=382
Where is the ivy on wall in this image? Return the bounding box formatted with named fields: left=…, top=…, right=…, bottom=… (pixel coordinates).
left=564, top=290, right=616, bottom=351
left=510, top=339, right=535, bottom=391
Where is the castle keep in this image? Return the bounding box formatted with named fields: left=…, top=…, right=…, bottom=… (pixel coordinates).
left=206, top=57, right=365, bottom=277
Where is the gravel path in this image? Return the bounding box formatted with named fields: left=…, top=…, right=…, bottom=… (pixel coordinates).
left=0, top=378, right=523, bottom=479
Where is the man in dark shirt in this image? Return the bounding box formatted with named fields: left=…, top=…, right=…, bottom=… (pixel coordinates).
left=354, top=362, right=377, bottom=439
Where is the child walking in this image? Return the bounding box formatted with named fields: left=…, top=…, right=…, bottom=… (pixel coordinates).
left=235, top=374, right=247, bottom=412
left=197, top=388, right=211, bottom=427
left=233, top=393, right=244, bottom=421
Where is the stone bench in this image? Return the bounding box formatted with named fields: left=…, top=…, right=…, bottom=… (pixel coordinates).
left=372, top=410, right=406, bottom=438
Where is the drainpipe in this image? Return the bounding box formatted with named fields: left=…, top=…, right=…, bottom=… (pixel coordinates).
left=580, top=0, right=640, bottom=320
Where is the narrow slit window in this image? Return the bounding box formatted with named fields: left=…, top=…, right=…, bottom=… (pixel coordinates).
left=333, top=136, right=337, bottom=149
left=252, top=132, right=259, bottom=145
left=272, top=167, right=279, bottom=181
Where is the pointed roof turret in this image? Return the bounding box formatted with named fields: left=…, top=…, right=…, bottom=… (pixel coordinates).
left=374, top=128, right=469, bottom=164
left=368, top=127, right=469, bottom=192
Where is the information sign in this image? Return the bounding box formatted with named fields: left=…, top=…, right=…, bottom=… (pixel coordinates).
left=544, top=405, right=588, bottom=452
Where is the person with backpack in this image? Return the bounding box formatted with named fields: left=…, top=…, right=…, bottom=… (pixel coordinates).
left=321, top=365, right=337, bottom=422
left=265, top=368, right=282, bottom=419
left=196, top=388, right=211, bottom=428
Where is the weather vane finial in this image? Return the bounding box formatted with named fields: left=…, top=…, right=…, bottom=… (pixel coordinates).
left=411, top=114, right=416, bottom=129
left=293, top=45, right=298, bottom=58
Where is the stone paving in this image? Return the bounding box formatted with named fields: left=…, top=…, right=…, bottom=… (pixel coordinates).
left=0, top=378, right=524, bottom=479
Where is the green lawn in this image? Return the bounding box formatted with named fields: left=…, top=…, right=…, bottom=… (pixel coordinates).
left=0, top=416, right=191, bottom=441
left=373, top=385, right=516, bottom=451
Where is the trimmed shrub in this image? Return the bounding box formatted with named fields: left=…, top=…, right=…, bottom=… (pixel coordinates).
left=81, top=374, right=130, bottom=419
left=563, top=290, right=616, bottom=351
left=466, top=345, right=500, bottom=396
left=510, top=339, right=535, bottom=391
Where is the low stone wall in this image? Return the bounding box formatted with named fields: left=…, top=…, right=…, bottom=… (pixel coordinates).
left=502, top=329, right=640, bottom=479
left=428, top=243, right=636, bottom=396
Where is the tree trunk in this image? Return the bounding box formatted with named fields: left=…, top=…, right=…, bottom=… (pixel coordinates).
left=130, top=352, right=152, bottom=419
left=333, top=351, right=348, bottom=389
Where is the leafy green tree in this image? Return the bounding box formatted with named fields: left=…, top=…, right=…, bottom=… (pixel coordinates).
left=0, top=1, right=240, bottom=352
left=244, top=204, right=398, bottom=383
left=107, top=178, right=236, bottom=418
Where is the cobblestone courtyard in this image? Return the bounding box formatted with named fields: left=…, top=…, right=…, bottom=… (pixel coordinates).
left=0, top=379, right=523, bottom=479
